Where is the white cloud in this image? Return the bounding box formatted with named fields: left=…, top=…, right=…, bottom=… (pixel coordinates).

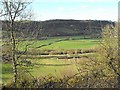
left=80, top=5, right=89, bottom=8
left=35, top=10, right=117, bottom=21
left=97, top=8, right=106, bottom=12
left=58, top=7, right=64, bottom=11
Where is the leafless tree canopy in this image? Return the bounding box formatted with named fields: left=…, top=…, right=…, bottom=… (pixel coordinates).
left=0, top=0, right=32, bottom=20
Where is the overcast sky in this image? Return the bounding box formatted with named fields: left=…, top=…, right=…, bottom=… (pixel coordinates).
left=31, top=0, right=119, bottom=21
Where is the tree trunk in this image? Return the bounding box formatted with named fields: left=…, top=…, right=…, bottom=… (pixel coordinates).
left=10, top=20, right=17, bottom=87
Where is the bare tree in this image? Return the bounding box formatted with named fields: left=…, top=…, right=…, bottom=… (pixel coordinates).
left=0, top=0, right=32, bottom=87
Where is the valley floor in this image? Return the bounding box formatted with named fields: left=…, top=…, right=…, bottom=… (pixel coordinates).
left=2, top=36, right=100, bottom=85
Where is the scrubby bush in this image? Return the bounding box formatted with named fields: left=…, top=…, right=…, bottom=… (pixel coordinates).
left=2, top=71, right=117, bottom=88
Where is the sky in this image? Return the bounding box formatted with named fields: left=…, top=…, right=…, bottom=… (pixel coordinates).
left=30, top=0, right=119, bottom=21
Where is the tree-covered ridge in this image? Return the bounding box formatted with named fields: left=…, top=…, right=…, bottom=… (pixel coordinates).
left=2, top=19, right=115, bottom=38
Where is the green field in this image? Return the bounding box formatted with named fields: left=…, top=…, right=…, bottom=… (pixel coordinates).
left=2, top=36, right=100, bottom=84
left=17, top=36, right=100, bottom=51
left=2, top=57, right=90, bottom=83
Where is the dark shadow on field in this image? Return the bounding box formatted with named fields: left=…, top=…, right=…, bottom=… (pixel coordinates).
left=35, top=37, right=87, bottom=49
left=36, top=38, right=67, bottom=48
left=34, top=63, right=71, bottom=66
left=91, top=40, right=100, bottom=42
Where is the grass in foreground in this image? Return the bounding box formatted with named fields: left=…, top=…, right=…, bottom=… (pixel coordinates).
left=2, top=57, right=89, bottom=84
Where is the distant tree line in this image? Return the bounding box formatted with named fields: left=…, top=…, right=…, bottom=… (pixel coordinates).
left=2, top=20, right=115, bottom=39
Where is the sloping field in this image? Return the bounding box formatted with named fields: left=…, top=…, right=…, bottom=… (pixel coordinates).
left=2, top=36, right=100, bottom=84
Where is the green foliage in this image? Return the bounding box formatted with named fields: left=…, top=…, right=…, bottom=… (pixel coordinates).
left=82, top=24, right=119, bottom=88
left=99, top=25, right=118, bottom=75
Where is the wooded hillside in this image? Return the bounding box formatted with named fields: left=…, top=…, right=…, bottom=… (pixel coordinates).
left=2, top=19, right=115, bottom=38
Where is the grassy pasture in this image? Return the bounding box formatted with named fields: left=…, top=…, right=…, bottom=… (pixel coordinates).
left=40, top=40, right=99, bottom=50
left=2, top=57, right=90, bottom=83
left=2, top=36, right=100, bottom=84
left=17, top=36, right=100, bottom=51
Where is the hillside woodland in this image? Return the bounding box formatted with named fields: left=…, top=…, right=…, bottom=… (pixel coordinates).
left=2, top=19, right=114, bottom=38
